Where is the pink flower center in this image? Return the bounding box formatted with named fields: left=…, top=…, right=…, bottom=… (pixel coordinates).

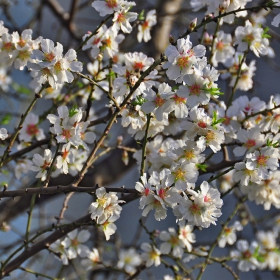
left=62, top=149, right=69, bottom=159
left=26, top=124, right=39, bottom=136
left=244, top=105, right=251, bottom=112
left=62, top=128, right=71, bottom=140
left=177, top=56, right=189, bottom=69
left=180, top=229, right=188, bottom=238
left=242, top=250, right=252, bottom=259
left=256, top=155, right=267, bottom=167
left=18, top=39, right=26, bottom=48
left=3, top=42, right=13, bottom=51
left=103, top=38, right=111, bottom=47
left=244, top=33, right=254, bottom=44
left=189, top=84, right=201, bottom=95
left=173, top=94, right=186, bottom=104
left=158, top=188, right=166, bottom=199
left=245, top=139, right=256, bottom=149
left=204, top=195, right=211, bottom=202
left=198, top=121, right=207, bottom=129
left=142, top=21, right=149, bottom=30
left=42, top=160, right=51, bottom=170
left=105, top=0, right=117, bottom=8
left=224, top=227, right=232, bottom=235
left=45, top=52, right=55, bottom=62
left=134, top=61, right=144, bottom=71
left=144, top=188, right=150, bottom=196
left=189, top=203, right=201, bottom=215
left=223, top=116, right=231, bottom=125
left=154, top=96, right=165, bottom=107
left=274, top=114, right=280, bottom=121
left=93, top=37, right=101, bottom=45
left=117, top=12, right=126, bottom=23
left=71, top=238, right=79, bottom=248
left=216, top=41, right=224, bottom=51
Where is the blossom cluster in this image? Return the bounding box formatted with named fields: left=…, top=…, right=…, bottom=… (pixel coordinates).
left=89, top=187, right=125, bottom=240
left=0, top=22, right=83, bottom=92
left=1, top=0, right=280, bottom=279
left=28, top=106, right=95, bottom=180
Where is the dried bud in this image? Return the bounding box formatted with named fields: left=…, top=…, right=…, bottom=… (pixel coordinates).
left=122, top=150, right=129, bottom=166
left=202, top=32, right=213, bottom=46
left=97, top=53, right=103, bottom=62
left=0, top=222, right=10, bottom=232
left=117, top=136, right=123, bottom=145
left=169, top=34, right=176, bottom=44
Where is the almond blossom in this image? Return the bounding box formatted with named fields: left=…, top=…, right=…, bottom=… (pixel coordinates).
left=163, top=36, right=206, bottom=83
left=19, top=113, right=45, bottom=142
left=137, top=9, right=156, bottom=43
left=0, top=127, right=8, bottom=140
left=29, top=149, right=53, bottom=181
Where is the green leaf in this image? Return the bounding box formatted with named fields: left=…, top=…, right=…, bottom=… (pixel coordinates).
left=196, top=163, right=208, bottom=172
left=0, top=114, right=11, bottom=125
left=107, top=71, right=116, bottom=79
left=138, top=9, right=145, bottom=21
left=69, top=105, right=78, bottom=117
left=77, top=81, right=84, bottom=88
left=131, top=96, right=147, bottom=106
left=256, top=255, right=266, bottom=263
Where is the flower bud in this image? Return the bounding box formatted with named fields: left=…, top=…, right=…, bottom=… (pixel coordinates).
left=188, top=18, right=197, bottom=32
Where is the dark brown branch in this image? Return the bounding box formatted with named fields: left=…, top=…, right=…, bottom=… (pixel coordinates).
left=0, top=185, right=138, bottom=198
left=4, top=138, right=50, bottom=165
left=0, top=214, right=92, bottom=278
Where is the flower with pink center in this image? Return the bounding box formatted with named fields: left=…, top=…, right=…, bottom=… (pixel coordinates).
left=142, top=84, right=174, bottom=122
left=178, top=221, right=196, bottom=252
left=29, top=149, right=53, bottom=181
left=233, top=128, right=265, bottom=156
left=211, top=31, right=235, bottom=67
left=163, top=36, right=206, bottom=83
left=92, top=0, right=135, bottom=17
left=19, top=113, right=45, bottom=142
left=112, top=8, right=137, bottom=33
left=230, top=240, right=260, bottom=272
left=177, top=73, right=209, bottom=107
left=218, top=221, right=243, bottom=248
left=246, top=146, right=279, bottom=179
left=137, top=9, right=157, bottom=43
left=177, top=181, right=223, bottom=228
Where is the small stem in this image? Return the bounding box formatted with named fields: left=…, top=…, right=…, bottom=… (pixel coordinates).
left=76, top=14, right=113, bottom=52
left=43, top=143, right=61, bottom=188
left=196, top=196, right=247, bottom=280
left=207, top=167, right=234, bottom=183
left=19, top=266, right=57, bottom=280
left=140, top=114, right=151, bottom=176
left=0, top=91, right=43, bottom=170
left=25, top=194, right=37, bottom=250
left=227, top=49, right=249, bottom=107
left=209, top=18, right=221, bottom=64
